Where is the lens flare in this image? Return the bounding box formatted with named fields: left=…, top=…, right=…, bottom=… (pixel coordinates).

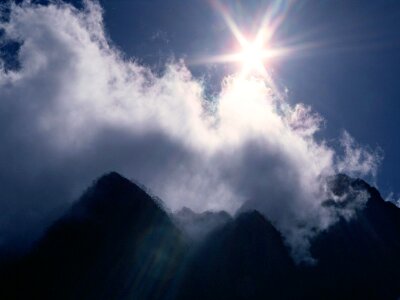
left=236, top=39, right=271, bottom=76
left=190, top=0, right=292, bottom=80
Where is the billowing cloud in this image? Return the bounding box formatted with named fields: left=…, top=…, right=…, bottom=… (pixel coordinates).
left=0, top=1, right=381, bottom=261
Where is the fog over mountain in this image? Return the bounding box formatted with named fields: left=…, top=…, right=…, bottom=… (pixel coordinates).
left=173, top=207, right=232, bottom=242
left=0, top=1, right=382, bottom=261
left=1, top=172, right=398, bottom=299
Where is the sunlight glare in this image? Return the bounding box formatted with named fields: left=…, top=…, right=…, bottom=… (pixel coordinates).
left=191, top=0, right=292, bottom=79
left=238, top=40, right=270, bottom=75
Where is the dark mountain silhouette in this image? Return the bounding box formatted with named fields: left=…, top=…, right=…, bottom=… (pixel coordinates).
left=177, top=174, right=400, bottom=300
left=300, top=174, right=400, bottom=299
left=177, top=210, right=297, bottom=300
left=0, top=172, right=399, bottom=300
left=1, top=172, right=187, bottom=300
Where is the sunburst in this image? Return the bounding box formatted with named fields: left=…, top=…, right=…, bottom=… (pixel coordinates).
left=191, top=0, right=291, bottom=78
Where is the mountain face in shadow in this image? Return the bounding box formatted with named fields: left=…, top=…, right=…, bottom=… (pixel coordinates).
left=177, top=210, right=297, bottom=300
left=176, top=174, right=400, bottom=300
left=302, top=174, right=400, bottom=299
left=1, top=172, right=187, bottom=300
left=0, top=172, right=399, bottom=300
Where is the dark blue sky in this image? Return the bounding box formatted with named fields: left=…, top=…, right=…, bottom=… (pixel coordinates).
left=28, top=0, right=400, bottom=198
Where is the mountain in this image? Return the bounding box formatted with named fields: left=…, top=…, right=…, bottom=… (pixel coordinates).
left=177, top=174, right=400, bottom=300
left=1, top=172, right=187, bottom=300
left=0, top=172, right=399, bottom=299
left=300, top=174, right=400, bottom=299
left=173, top=207, right=232, bottom=242
left=177, top=210, right=297, bottom=300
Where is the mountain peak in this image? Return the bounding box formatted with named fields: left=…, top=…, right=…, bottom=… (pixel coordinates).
left=97, top=171, right=128, bottom=184
left=94, top=171, right=139, bottom=194
left=13, top=172, right=186, bottom=300
left=232, top=210, right=285, bottom=246
left=327, top=173, right=370, bottom=197
left=75, top=172, right=154, bottom=215
left=236, top=210, right=267, bottom=223
left=178, top=209, right=296, bottom=300
left=39, top=172, right=165, bottom=235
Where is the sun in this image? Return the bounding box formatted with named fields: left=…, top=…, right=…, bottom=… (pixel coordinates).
left=240, top=42, right=266, bottom=68
left=192, top=35, right=276, bottom=77
left=190, top=0, right=292, bottom=79
left=237, top=39, right=271, bottom=76
left=225, top=33, right=279, bottom=77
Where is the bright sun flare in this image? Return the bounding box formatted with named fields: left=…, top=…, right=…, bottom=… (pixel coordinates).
left=237, top=39, right=271, bottom=75
left=240, top=43, right=266, bottom=68
left=193, top=0, right=292, bottom=79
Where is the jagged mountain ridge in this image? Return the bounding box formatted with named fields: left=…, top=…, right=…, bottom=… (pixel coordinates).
left=0, top=172, right=399, bottom=299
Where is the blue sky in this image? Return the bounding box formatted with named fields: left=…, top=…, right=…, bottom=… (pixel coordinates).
left=95, top=0, right=400, bottom=198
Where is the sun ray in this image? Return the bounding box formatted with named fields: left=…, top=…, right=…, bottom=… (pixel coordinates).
left=190, top=0, right=295, bottom=81
left=209, top=0, right=248, bottom=47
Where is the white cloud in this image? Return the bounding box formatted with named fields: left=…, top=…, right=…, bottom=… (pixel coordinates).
left=0, top=1, right=381, bottom=261
left=337, top=131, right=382, bottom=180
